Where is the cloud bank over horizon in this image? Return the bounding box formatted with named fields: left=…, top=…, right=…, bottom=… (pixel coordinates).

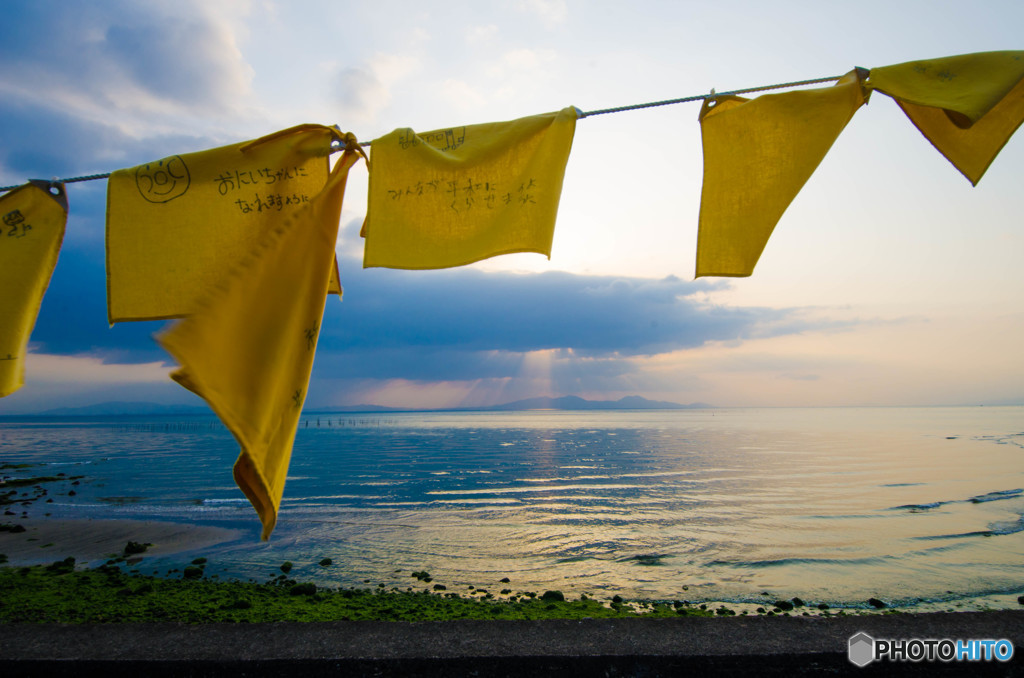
left=14, top=226, right=850, bottom=410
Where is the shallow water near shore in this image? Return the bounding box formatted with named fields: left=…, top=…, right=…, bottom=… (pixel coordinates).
left=2, top=406, right=1023, bottom=611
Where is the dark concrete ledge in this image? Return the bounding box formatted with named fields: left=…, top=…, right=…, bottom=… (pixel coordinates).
left=2, top=612, right=1021, bottom=676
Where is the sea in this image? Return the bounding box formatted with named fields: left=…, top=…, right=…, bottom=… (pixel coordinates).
left=2, top=406, right=1023, bottom=611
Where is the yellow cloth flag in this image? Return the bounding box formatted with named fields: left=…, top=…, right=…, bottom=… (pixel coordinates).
left=867, top=51, right=1024, bottom=185
left=362, top=107, right=578, bottom=269
left=158, top=141, right=365, bottom=540
left=696, top=70, right=868, bottom=278
left=107, top=124, right=342, bottom=323
left=0, top=181, right=67, bottom=397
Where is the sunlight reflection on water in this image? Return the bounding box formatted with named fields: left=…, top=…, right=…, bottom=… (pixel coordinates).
left=2, top=406, right=1022, bottom=607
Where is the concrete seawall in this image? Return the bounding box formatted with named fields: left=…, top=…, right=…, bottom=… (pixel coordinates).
left=2, top=611, right=1022, bottom=676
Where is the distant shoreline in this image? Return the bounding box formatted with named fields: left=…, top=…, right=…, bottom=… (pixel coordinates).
left=6, top=402, right=1023, bottom=419
left=3, top=395, right=714, bottom=418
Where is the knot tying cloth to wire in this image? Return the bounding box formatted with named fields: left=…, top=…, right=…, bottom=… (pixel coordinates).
left=331, top=129, right=370, bottom=168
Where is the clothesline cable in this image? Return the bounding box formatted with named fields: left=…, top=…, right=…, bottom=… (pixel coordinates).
left=0, top=72, right=849, bottom=193
left=576, top=74, right=846, bottom=118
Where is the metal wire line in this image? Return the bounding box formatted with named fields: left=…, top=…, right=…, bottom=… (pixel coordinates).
left=0, top=73, right=846, bottom=193
left=575, top=74, right=844, bottom=117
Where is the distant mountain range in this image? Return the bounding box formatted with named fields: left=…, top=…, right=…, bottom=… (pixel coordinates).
left=486, top=395, right=709, bottom=411
left=317, top=395, right=712, bottom=413
left=26, top=401, right=210, bottom=417
left=21, top=395, right=712, bottom=416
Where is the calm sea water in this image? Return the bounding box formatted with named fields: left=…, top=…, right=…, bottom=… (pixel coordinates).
left=2, top=407, right=1023, bottom=609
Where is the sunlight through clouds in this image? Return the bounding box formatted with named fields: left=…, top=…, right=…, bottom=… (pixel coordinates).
left=517, top=349, right=557, bottom=399
left=353, top=379, right=475, bottom=410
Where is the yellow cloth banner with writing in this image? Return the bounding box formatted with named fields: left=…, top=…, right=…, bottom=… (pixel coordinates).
left=106, top=124, right=342, bottom=323
left=363, top=107, right=578, bottom=269
left=867, top=51, right=1024, bottom=185
left=0, top=182, right=67, bottom=397
left=696, top=70, right=868, bottom=278
left=159, top=142, right=364, bottom=540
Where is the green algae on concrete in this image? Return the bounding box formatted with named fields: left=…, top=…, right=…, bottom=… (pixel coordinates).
left=0, top=562, right=714, bottom=624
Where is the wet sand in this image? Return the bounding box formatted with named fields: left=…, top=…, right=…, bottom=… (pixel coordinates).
left=0, top=518, right=241, bottom=566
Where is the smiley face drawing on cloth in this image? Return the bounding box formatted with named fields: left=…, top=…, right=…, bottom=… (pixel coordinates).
left=135, top=155, right=191, bottom=203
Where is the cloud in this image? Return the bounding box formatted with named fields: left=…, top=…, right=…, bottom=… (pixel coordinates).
left=320, top=261, right=796, bottom=358
left=23, top=354, right=168, bottom=385
left=335, top=67, right=389, bottom=120
left=466, top=24, right=499, bottom=44
left=24, top=225, right=841, bottom=397
left=515, top=0, right=568, bottom=28
left=439, top=79, right=488, bottom=113
left=1, top=354, right=198, bottom=414
left=673, top=350, right=861, bottom=375
left=495, top=48, right=557, bottom=72
left=333, top=53, right=420, bottom=122
left=290, top=258, right=857, bottom=406
left=311, top=346, right=658, bottom=407
left=99, top=12, right=251, bottom=107
left=324, top=378, right=477, bottom=410
left=27, top=207, right=175, bottom=364
left=778, top=373, right=821, bottom=381
left=0, top=101, right=216, bottom=184
left=0, top=0, right=253, bottom=135
left=481, top=47, right=561, bottom=102
left=313, top=348, right=523, bottom=381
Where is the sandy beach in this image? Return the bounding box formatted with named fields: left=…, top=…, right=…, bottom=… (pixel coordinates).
left=0, top=518, right=241, bottom=566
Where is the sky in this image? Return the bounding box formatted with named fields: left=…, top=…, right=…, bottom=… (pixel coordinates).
left=1, top=0, right=1023, bottom=413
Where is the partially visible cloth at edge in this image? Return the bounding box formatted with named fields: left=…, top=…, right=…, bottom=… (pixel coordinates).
left=158, top=144, right=364, bottom=540
left=867, top=51, right=1024, bottom=185
left=0, top=182, right=68, bottom=397
left=696, top=69, right=868, bottom=278
left=106, top=124, right=342, bottom=324
left=362, top=107, right=577, bottom=269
